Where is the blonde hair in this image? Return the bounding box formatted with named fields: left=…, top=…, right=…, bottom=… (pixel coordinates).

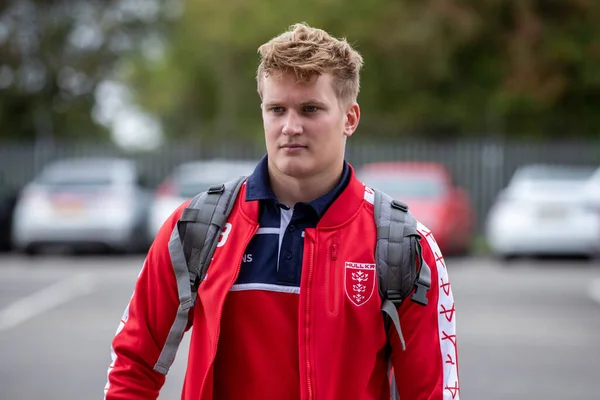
left=256, top=22, right=364, bottom=105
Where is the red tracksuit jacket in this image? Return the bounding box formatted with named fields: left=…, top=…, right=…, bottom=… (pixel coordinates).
left=104, top=173, right=460, bottom=400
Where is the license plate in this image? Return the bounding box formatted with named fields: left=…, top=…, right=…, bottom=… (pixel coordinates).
left=52, top=200, right=84, bottom=215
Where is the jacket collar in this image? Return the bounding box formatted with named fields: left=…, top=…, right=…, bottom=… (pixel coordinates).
left=239, top=162, right=365, bottom=229
left=317, top=164, right=366, bottom=229
left=245, top=154, right=351, bottom=219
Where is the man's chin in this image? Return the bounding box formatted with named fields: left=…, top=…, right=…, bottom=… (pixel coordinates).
left=276, top=159, right=312, bottom=179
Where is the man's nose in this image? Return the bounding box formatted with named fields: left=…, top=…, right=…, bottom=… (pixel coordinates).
left=282, top=112, right=303, bottom=135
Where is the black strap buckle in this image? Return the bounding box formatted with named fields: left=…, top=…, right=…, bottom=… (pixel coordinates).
left=386, top=289, right=404, bottom=306
left=391, top=200, right=408, bottom=212
left=411, top=283, right=429, bottom=306
left=207, top=184, right=225, bottom=194
left=188, top=271, right=201, bottom=293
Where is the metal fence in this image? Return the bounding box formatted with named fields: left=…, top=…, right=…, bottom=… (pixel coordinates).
left=1, top=139, right=599, bottom=233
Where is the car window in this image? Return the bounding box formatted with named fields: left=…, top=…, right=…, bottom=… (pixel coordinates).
left=38, top=175, right=113, bottom=185
left=36, top=169, right=115, bottom=189
left=359, top=174, right=446, bottom=199
left=506, top=166, right=596, bottom=201
left=173, top=162, right=256, bottom=198
left=512, top=166, right=595, bottom=185
left=177, top=181, right=221, bottom=198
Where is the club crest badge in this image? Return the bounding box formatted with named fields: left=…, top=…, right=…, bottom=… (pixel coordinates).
left=344, top=262, right=376, bottom=306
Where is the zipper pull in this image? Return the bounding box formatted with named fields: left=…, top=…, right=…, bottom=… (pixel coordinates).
left=331, top=242, right=338, bottom=261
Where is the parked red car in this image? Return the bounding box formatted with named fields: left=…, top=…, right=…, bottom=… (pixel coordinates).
left=356, top=162, right=475, bottom=255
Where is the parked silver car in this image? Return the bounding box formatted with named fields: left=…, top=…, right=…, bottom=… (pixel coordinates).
left=147, top=159, right=257, bottom=240
left=485, top=164, right=600, bottom=260
left=12, top=157, right=152, bottom=254
left=582, top=166, right=600, bottom=210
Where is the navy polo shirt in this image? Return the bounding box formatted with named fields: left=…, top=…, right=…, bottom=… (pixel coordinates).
left=236, top=155, right=350, bottom=288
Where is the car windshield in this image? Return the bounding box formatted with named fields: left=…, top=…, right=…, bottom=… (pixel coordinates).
left=38, top=173, right=114, bottom=188
left=174, top=161, right=256, bottom=198
left=511, top=166, right=595, bottom=187
left=36, top=166, right=116, bottom=190
left=359, top=174, right=446, bottom=199
left=177, top=181, right=223, bottom=198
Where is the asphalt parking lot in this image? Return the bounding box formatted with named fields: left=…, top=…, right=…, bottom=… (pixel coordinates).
left=0, top=253, right=599, bottom=400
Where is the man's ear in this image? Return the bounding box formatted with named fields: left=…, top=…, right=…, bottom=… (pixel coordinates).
left=343, top=102, right=360, bottom=137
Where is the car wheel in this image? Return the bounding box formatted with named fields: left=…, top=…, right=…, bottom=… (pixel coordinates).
left=126, top=224, right=150, bottom=254
left=497, top=253, right=518, bottom=264
left=23, top=244, right=39, bottom=257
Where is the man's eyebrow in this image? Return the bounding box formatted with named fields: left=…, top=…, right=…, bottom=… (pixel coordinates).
left=300, top=99, right=325, bottom=106
left=300, top=100, right=327, bottom=107
left=263, top=100, right=328, bottom=108
left=263, top=101, right=285, bottom=109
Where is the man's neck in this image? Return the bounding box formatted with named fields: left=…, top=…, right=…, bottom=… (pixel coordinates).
left=269, top=163, right=344, bottom=208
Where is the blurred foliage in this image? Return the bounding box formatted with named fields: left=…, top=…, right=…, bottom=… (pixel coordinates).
left=0, top=0, right=176, bottom=141
left=2, top=0, right=600, bottom=142
left=125, top=0, right=600, bottom=143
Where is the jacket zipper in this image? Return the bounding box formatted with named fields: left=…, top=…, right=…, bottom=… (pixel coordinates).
left=327, top=238, right=339, bottom=314
left=305, top=241, right=315, bottom=399
left=198, top=224, right=259, bottom=399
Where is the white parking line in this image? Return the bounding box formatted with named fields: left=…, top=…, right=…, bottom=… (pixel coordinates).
left=0, top=272, right=97, bottom=332
left=589, top=278, right=600, bottom=306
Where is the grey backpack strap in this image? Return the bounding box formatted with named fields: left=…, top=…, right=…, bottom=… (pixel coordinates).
left=373, top=188, right=432, bottom=350
left=154, top=176, right=246, bottom=374
left=373, top=188, right=432, bottom=400
left=180, top=176, right=247, bottom=293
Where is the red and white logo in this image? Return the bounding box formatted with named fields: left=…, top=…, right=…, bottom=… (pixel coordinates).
left=344, top=262, right=376, bottom=306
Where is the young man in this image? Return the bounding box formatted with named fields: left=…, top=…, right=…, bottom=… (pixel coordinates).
left=105, top=23, right=460, bottom=400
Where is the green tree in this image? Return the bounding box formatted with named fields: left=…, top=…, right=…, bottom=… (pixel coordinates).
left=126, top=0, right=600, bottom=142
left=4, top=0, right=600, bottom=143
left=0, top=0, right=175, bottom=141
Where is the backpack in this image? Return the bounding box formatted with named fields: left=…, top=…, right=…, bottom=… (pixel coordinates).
left=154, top=176, right=432, bottom=397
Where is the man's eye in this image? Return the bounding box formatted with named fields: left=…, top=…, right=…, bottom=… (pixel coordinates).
left=270, top=107, right=284, bottom=113
left=303, top=106, right=318, bottom=113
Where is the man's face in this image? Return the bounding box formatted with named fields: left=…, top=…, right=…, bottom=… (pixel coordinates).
left=261, top=71, right=359, bottom=180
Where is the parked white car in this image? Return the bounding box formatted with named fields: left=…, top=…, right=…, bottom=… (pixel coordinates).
left=582, top=166, right=600, bottom=210
left=485, top=164, right=600, bottom=260
left=12, top=158, right=152, bottom=254
left=147, top=159, right=257, bottom=240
